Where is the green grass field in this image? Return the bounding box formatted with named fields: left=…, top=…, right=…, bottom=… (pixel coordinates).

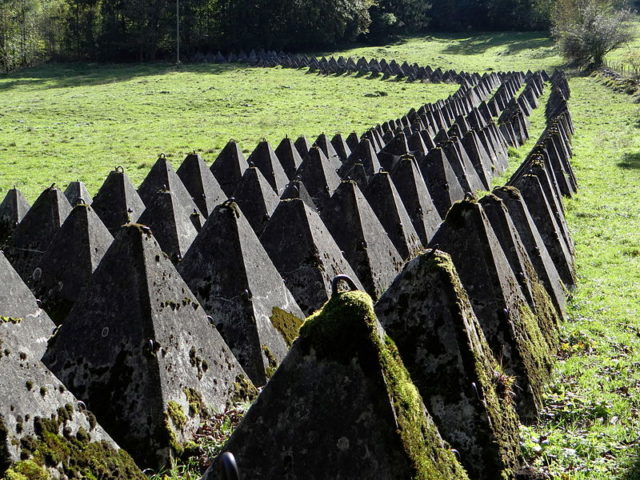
left=2, top=25, right=640, bottom=480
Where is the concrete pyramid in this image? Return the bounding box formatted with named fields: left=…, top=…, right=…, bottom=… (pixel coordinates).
left=43, top=224, right=255, bottom=468
left=298, top=146, right=341, bottom=211
left=137, top=190, right=198, bottom=263
left=364, top=171, right=422, bottom=259
left=64, top=180, right=92, bottom=206
left=493, top=186, right=566, bottom=319
left=5, top=186, right=72, bottom=282
left=0, top=341, right=144, bottom=480
left=346, top=131, right=360, bottom=152
left=0, top=251, right=55, bottom=360
left=375, top=250, right=521, bottom=480
left=211, top=141, right=249, bottom=197
left=179, top=202, right=304, bottom=386
left=462, top=130, right=494, bottom=188
left=314, top=133, right=342, bottom=169
left=391, top=156, right=442, bottom=245
left=0, top=187, right=30, bottom=245
left=138, top=155, right=201, bottom=216
left=92, top=167, right=146, bottom=235
left=33, top=204, right=113, bottom=324
left=202, top=291, right=469, bottom=480
left=479, top=194, right=561, bottom=349
left=275, top=137, right=303, bottom=180
left=322, top=181, right=403, bottom=300
left=294, top=136, right=313, bottom=158
left=233, top=166, right=280, bottom=236
left=418, top=148, right=465, bottom=218
left=260, top=198, right=362, bottom=315
left=429, top=200, right=554, bottom=421
left=280, top=178, right=317, bottom=210
left=511, top=174, right=575, bottom=287
left=330, top=133, right=352, bottom=162
left=443, top=139, right=486, bottom=193
left=177, top=153, right=226, bottom=218
left=247, top=141, right=289, bottom=195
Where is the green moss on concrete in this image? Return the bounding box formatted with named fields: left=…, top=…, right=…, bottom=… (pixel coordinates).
left=15, top=409, right=144, bottom=480
left=4, top=460, right=49, bottom=480
left=183, top=387, right=208, bottom=418
left=0, top=317, right=22, bottom=324
left=166, top=401, right=187, bottom=430
left=270, top=307, right=303, bottom=347
left=231, top=375, right=258, bottom=405
left=262, top=345, right=278, bottom=379
left=300, top=291, right=470, bottom=480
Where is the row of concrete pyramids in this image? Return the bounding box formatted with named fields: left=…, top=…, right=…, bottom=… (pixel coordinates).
left=0, top=67, right=573, bottom=478
left=202, top=71, right=577, bottom=480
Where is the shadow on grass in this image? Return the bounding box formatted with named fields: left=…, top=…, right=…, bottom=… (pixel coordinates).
left=0, top=62, right=249, bottom=91
left=621, top=447, right=640, bottom=480
left=439, top=31, right=555, bottom=56
left=617, top=152, right=640, bottom=169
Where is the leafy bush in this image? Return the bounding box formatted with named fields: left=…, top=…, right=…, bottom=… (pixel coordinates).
left=552, top=0, right=636, bottom=67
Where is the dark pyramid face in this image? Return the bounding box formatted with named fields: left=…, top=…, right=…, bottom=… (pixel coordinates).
left=92, top=168, right=146, bottom=236
left=314, top=133, right=342, bottom=169
left=179, top=202, right=303, bottom=386
left=64, top=181, right=93, bottom=206
left=298, top=146, right=341, bottom=211
left=33, top=204, right=114, bottom=325
left=450, top=138, right=489, bottom=191
left=260, top=198, right=362, bottom=315
left=352, top=138, right=382, bottom=177
left=136, top=190, right=198, bottom=263
left=418, top=147, right=465, bottom=218
left=321, top=181, right=404, bottom=300
left=5, top=186, right=72, bottom=282
left=364, top=172, right=422, bottom=260
left=211, top=140, right=249, bottom=197
left=177, top=153, right=226, bottom=218
left=0, top=252, right=55, bottom=360
left=202, top=291, right=469, bottom=480
left=0, top=341, right=144, bottom=480
left=233, top=166, right=280, bottom=236
left=0, top=187, right=30, bottom=245
left=294, top=136, right=313, bottom=158
left=247, top=141, right=289, bottom=196
left=493, top=186, right=566, bottom=319
left=274, top=137, right=303, bottom=180
left=375, top=251, right=521, bottom=480
left=390, top=157, right=442, bottom=245
left=330, top=133, right=352, bottom=162
left=137, top=155, right=201, bottom=216
left=280, top=179, right=317, bottom=210
left=343, top=162, right=369, bottom=191
left=43, top=224, right=254, bottom=468
left=429, top=200, right=553, bottom=421
left=479, top=194, right=560, bottom=350
left=462, top=130, right=494, bottom=189
left=510, top=174, right=575, bottom=288
left=346, top=131, right=360, bottom=152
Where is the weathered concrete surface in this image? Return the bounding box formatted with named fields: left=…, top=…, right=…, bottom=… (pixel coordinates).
left=429, top=200, right=554, bottom=421
left=33, top=204, right=113, bottom=325
left=211, top=141, right=249, bottom=197
left=322, top=181, right=404, bottom=300
left=510, top=173, right=576, bottom=288
left=137, top=190, right=198, bottom=263
left=364, top=171, right=422, bottom=260
left=260, top=198, right=363, bottom=315
left=0, top=252, right=54, bottom=360
left=275, top=137, right=303, bottom=180
left=43, top=224, right=255, bottom=469
left=298, top=146, right=341, bottom=211
left=391, top=156, right=442, bottom=245
left=233, top=166, right=280, bottom=236
left=418, top=148, right=465, bottom=218
left=0, top=345, right=144, bottom=480
left=479, top=194, right=560, bottom=351
left=92, top=167, right=146, bottom=235
left=203, top=291, right=470, bottom=480
left=375, top=251, right=521, bottom=480
left=138, top=155, right=201, bottom=217
left=177, top=153, right=226, bottom=218
left=247, top=141, right=289, bottom=196
left=5, top=186, right=72, bottom=283
left=0, top=188, right=30, bottom=246
left=64, top=180, right=93, bottom=206
left=443, top=138, right=486, bottom=193
left=179, top=202, right=303, bottom=386
left=493, top=186, right=566, bottom=319
left=280, top=178, right=317, bottom=210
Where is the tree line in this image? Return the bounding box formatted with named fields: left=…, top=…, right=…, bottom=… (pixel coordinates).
left=0, top=0, right=636, bottom=71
